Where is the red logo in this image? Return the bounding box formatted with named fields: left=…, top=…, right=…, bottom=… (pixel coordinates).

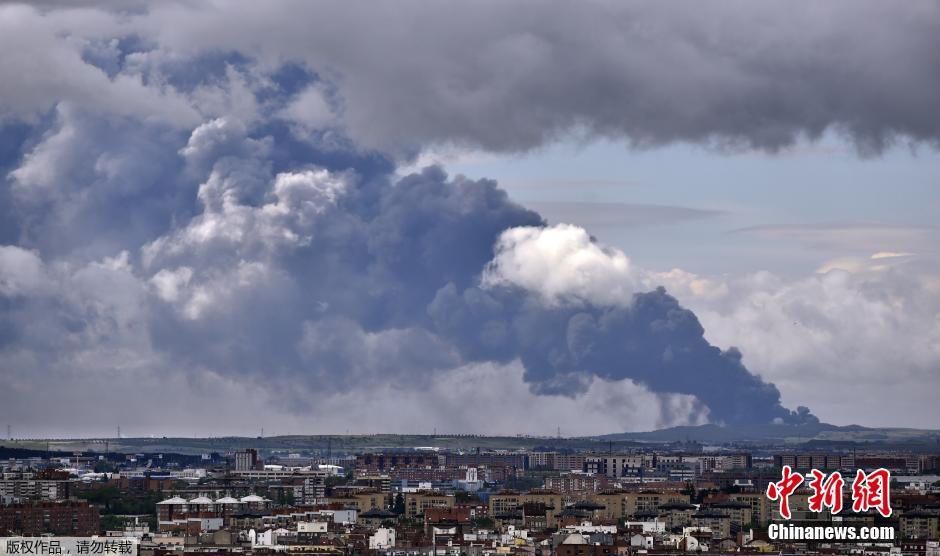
left=766, top=465, right=804, bottom=520
left=767, top=466, right=892, bottom=519
left=807, top=469, right=844, bottom=514
left=851, top=468, right=892, bottom=518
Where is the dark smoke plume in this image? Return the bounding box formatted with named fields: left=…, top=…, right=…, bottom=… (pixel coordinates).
left=27, top=0, right=940, bottom=428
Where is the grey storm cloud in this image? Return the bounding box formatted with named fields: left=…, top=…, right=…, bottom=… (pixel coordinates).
left=2, top=1, right=940, bottom=155
left=1, top=0, right=937, bottom=431
left=119, top=0, right=940, bottom=156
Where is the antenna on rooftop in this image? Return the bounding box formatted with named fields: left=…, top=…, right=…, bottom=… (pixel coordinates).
left=6, top=424, right=10, bottom=441
left=117, top=425, right=121, bottom=439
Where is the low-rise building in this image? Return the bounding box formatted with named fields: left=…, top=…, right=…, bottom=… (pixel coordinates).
left=156, top=494, right=272, bottom=532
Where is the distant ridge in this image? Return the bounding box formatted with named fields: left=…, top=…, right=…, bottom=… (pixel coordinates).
left=7, top=424, right=940, bottom=455
left=594, top=422, right=940, bottom=446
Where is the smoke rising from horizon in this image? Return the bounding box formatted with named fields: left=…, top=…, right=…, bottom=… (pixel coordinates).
left=1, top=139, right=814, bottom=426
left=3, top=1, right=940, bottom=431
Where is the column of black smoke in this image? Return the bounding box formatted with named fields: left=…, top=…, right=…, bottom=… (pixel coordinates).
left=149, top=164, right=816, bottom=426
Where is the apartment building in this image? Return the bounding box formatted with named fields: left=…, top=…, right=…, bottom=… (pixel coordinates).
left=488, top=490, right=564, bottom=517
left=404, top=491, right=454, bottom=518
left=0, top=501, right=99, bottom=536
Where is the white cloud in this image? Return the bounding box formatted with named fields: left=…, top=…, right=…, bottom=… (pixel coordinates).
left=871, top=251, right=915, bottom=260
left=0, top=246, right=51, bottom=297
left=179, top=118, right=251, bottom=162
left=256, top=361, right=708, bottom=437
left=0, top=5, right=198, bottom=128
left=279, top=85, right=335, bottom=131
left=143, top=168, right=348, bottom=270
left=150, top=266, right=193, bottom=303
left=482, top=224, right=640, bottom=306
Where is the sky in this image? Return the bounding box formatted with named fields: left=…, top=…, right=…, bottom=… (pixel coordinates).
left=0, top=1, right=938, bottom=438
